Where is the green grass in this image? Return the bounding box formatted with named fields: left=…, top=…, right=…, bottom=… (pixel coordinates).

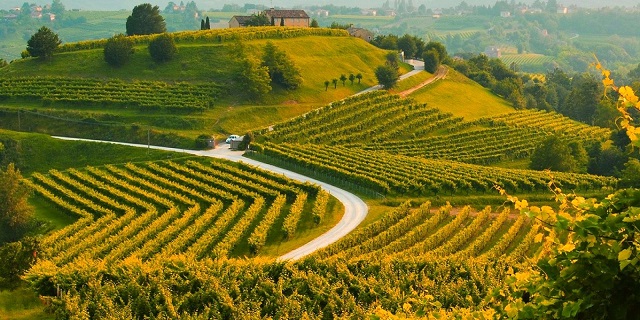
left=0, top=286, right=53, bottom=320
left=410, top=68, right=514, bottom=120
left=30, top=195, right=76, bottom=231
left=0, top=129, right=183, bottom=176
left=390, top=70, right=434, bottom=93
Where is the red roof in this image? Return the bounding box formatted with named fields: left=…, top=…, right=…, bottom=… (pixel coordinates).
left=266, top=9, right=309, bottom=19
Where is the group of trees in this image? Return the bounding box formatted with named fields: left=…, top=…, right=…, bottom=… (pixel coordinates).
left=233, top=42, right=303, bottom=101
left=324, top=73, right=362, bottom=91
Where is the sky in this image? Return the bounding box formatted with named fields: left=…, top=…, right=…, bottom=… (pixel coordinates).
left=2, top=0, right=638, bottom=11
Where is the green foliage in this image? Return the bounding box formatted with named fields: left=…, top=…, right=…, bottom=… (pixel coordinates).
left=310, top=19, right=319, bottom=28
left=0, top=237, right=39, bottom=289
left=339, top=74, right=347, bottom=86
left=103, top=34, right=134, bottom=67
left=0, top=164, right=34, bottom=244
left=495, top=188, right=640, bottom=319
left=424, top=41, right=448, bottom=63
left=245, top=12, right=271, bottom=27
left=423, top=49, right=440, bottom=73
left=26, top=26, right=61, bottom=60
left=126, top=3, right=166, bottom=36
left=148, top=33, right=177, bottom=63
left=397, top=34, right=418, bottom=59
left=261, top=42, right=303, bottom=90
left=375, top=64, right=399, bottom=89
left=234, top=45, right=271, bottom=101
left=530, top=135, right=588, bottom=173
left=194, top=134, right=214, bottom=150
left=620, top=158, right=640, bottom=187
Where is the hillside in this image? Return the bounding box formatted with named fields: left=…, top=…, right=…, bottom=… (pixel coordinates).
left=0, top=28, right=408, bottom=146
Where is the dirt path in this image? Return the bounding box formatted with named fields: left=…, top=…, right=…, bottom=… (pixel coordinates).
left=398, top=65, right=448, bottom=98
left=52, top=136, right=368, bottom=261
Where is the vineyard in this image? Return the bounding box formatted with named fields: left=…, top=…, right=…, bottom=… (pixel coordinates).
left=314, top=201, right=537, bottom=262
left=56, top=26, right=350, bottom=53
left=263, top=92, right=611, bottom=166
left=0, top=77, right=222, bottom=112
left=256, top=142, right=616, bottom=196
left=26, top=157, right=332, bottom=265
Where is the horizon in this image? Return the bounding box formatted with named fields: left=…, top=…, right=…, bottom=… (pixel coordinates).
left=2, top=0, right=638, bottom=11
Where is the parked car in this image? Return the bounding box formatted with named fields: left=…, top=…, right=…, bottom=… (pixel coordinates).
left=225, top=135, right=240, bottom=144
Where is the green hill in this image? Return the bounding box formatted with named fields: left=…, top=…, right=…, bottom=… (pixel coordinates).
left=0, top=28, right=408, bottom=145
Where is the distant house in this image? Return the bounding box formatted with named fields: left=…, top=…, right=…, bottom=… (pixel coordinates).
left=229, top=9, right=310, bottom=28
left=500, top=11, right=511, bottom=18
left=315, top=9, right=329, bottom=17
left=484, top=46, right=501, bottom=58
left=45, top=13, right=56, bottom=21
left=347, top=27, right=374, bottom=42
left=229, top=15, right=252, bottom=28
left=265, top=9, right=310, bottom=27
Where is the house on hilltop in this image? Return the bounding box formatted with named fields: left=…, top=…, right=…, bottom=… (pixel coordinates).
left=229, top=8, right=310, bottom=28
left=229, top=15, right=252, bottom=28
left=347, top=27, right=374, bottom=42
left=265, top=9, right=310, bottom=27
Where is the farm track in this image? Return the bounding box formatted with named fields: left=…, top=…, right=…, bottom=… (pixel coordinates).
left=398, top=65, right=448, bottom=97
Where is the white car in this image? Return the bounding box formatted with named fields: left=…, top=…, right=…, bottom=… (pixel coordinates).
left=225, top=135, right=240, bottom=144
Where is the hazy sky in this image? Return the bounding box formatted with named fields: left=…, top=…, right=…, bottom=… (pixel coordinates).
left=2, top=0, right=637, bottom=11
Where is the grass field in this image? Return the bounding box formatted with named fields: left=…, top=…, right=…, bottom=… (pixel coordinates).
left=409, top=69, right=514, bottom=120
left=0, top=287, right=52, bottom=320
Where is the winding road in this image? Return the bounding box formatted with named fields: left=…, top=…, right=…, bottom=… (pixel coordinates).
left=53, top=136, right=368, bottom=261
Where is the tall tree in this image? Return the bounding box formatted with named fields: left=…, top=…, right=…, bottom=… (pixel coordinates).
left=205, top=16, right=210, bottom=29
left=0, top=163, right=33, bottom=244
left=423, top=49, right=440, bottom=73
left=200, top=19, right=205, bottom=30
left=530, top=135, right=587, bottom=173
left=26, top=26, right=61, bottom=60
left=397, top=34, right=417, bottom=59
left=126, top=3, right=166, bottom=36
left=340, top=74, right=347, bottom=86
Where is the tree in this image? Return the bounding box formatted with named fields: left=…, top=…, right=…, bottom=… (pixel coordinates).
left=0, top=163, right=33, bottom=244
left=397, top=34, right=417, bottom=59
left=0, top=237, right=39, bottom=289
left=340, top=74, right=347, bottom=86
left=310, top=19, right=319, bottom=28
left=205, top=16, right=210, bottom=29
left=423, top=49, right=440, bottom=73
left=621, top=158, right=640, bottom=187
left=239, top=131, right=255, bottom=150
left=245, top=13, right=270, bottom=27
left=324, top=80, right=330, bottom=91
left=233, top=44, right=271, bottom=101
left=50, top=0, right=65, bottom=19
left=530, top=135, right=587, bottom=173
left=349, top=73, right=355, bottom=85
left=261, top=42, right=303, bottom=90
left=26, top=26, right=61, bottom=60
left=375, top=65, right=399, bottom=89
left=332, top=78, right=338, bottom=89
left=200, top=19, right=205, bottom=30
left=385, top=52, right=400, bottom=70
left=148, top=33, right=177, bottom=63
left=424, top=41, right=448, bottom=64
left=126, top=3, right=166, bottom=36
left=356, top=73, right=363, bottom=83
left=280, top=17, right=285, bottom=26
left=104, top=34, right=135, bottom=67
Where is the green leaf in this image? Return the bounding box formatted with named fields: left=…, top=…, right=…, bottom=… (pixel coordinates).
left=619, top=249, right=632, bottom=261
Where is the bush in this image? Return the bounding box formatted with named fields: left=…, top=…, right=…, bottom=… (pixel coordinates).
left=194, top=134, right=214, bottom=149
left=104, top=34, right=134, bottom=67
left=148, top=33, right=177, bottom=63
left=26, top=26, right=61, bottom=60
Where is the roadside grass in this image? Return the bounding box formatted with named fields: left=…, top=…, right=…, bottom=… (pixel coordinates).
left=409, top=68, right=514, bottom=120
left=0, top=129, right=183, bottom=176
left=0, top=286, right=52, bottom=320
left=30, top=195, right=77, bottom=231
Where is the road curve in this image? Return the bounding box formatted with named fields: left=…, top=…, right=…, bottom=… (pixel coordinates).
left=52, top=136, right=368, bottom=261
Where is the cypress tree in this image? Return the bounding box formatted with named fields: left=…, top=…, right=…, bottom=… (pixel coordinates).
left=205, top=16, right=210, bottom=29
left=200, top=19, right=205, bottom=30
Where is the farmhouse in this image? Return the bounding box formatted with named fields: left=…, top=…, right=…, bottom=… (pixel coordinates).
left=347, top=27, right=374, bottom=42
left=229, top=8, right=310, bottom=28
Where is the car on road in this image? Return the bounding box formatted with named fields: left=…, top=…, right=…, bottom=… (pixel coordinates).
left=225, top=135, right=240, bottom=143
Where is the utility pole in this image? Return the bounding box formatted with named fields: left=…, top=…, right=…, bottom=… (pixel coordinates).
left=147, top=128, right=150, bottom=155
left=17, top=110, right=20, bottom=131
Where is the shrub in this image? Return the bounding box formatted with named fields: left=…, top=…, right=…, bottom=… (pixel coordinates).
left=148, top=33, right=177, bottom=63
left=104, top=34, right=134, bottom=67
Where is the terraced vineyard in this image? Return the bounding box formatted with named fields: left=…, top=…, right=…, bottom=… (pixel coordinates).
left=264, top=92, right=610, bottom=166
left=257, top=142, right=616, bottom=196
left=314, top=201, right=537, bottom=262
left=26, top=158, right=329, bottom=265
left=0, top=77, right=222, bottom=111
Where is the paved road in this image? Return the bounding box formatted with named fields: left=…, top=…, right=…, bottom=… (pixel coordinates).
left=52, top=136, right=368, bottom=261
